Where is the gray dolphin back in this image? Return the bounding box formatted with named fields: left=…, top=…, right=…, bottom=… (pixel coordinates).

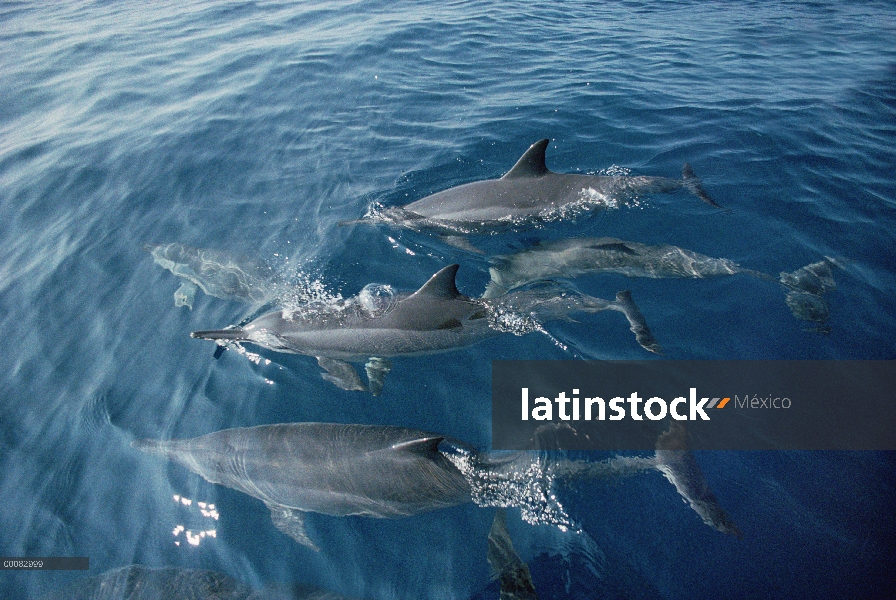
left=132, top=423, right=472, bottom=518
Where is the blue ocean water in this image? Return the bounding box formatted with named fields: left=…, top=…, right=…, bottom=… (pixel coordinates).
left=1, top=0, right=895, bottom=598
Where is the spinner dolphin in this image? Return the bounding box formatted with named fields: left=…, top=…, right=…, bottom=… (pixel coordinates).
left=192, top=265, right=660, bottom=394
left=484, top=237, right=841, bottom=327
left=344, top=139, right=718, bottom=242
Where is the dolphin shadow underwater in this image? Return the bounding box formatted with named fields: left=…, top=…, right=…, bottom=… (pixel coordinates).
left=133, top=422, right=740, bottom=553
left=342, top=139, right=719, bottom=250
left=36, top=564, right=364, bottom=600
left=191, top=264, right=661, bottom=395
left=483, top=237, right=843, bottom=329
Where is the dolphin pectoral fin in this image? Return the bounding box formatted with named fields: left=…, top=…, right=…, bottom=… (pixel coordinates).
left=174, top=282, right=198, bottom=309
left=265, top=503, right=319, bottom=551
left=364, top=357, right=392, bottom=396
left=439, top=235, right=484, bottom=254
left=613, top=291, right=662, bottom=354
left=682, top=164, right=720, bottom=208
left=316, top=357, right=367, bottom=392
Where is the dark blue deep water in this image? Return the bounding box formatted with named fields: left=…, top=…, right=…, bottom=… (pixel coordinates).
left=2, top=1, right=895, bottom=598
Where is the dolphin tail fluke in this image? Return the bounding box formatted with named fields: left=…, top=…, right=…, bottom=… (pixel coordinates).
left=778, top=257, right=843, bottom=327
left=682, top=164, right=720, bottom=208
left=613, top=291, right=662, bottom=354
left=654, top=423, right=743, bottom=538
left=487, top=509, right=539, bottom=600
left=190, top=328, right=247, bottom=341
left=365, top=357, right=392, bottom=396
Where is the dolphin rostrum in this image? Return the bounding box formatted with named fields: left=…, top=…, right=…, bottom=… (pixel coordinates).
left=344, top=139, right=718, bottom=239
left=191, top=265, right=660, bottom=394
left=145, top=242, right=278, bottom=309
left=483, top=237, right=841, bottom=327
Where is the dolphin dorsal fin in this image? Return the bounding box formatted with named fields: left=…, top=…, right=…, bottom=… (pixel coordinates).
left=501, top=139, right=551, bottom=179
left=410, top=265, right=461, bottom=299
left=392, top=436, right=444, bottom=456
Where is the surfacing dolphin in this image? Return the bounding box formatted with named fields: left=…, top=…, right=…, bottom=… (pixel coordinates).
left=191, top=265, right=660, bottom=395
left=343, top=139, right=718, bottom=241
left=146, top=242, right=278, bottom=309
left=484, top=237, right=841, bottom=327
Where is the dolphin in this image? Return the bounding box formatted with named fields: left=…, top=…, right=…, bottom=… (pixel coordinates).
left=191, top=265, right=660, bottom=394
left=132, top=423, right=473, bottom=551
left=483, top=237, right=841, bottom=327
left=343, top=139, right=718, bottom=240
left=145, top=242, right=278, bottom=309
left=133, top=422, right=739, bottom=553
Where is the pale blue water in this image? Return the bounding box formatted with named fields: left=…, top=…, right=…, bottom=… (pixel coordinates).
left=1, top=1, right=895, bottom=598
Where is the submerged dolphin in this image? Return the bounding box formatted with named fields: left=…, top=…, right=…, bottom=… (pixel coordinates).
left=37, top=564, right=364, bottom=600
left=37, top=565, right=251, bottom=600
left=191, top=265, right=660, bottom=394
left=133, top=423, right=473, bottom=551
left=484, top=237, right=841, bottom=327
left=344, top=139, right=718, bottom=239
left=146, top=242, right=277, bottom=309
left=134, top=422, right=739, bottom=552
